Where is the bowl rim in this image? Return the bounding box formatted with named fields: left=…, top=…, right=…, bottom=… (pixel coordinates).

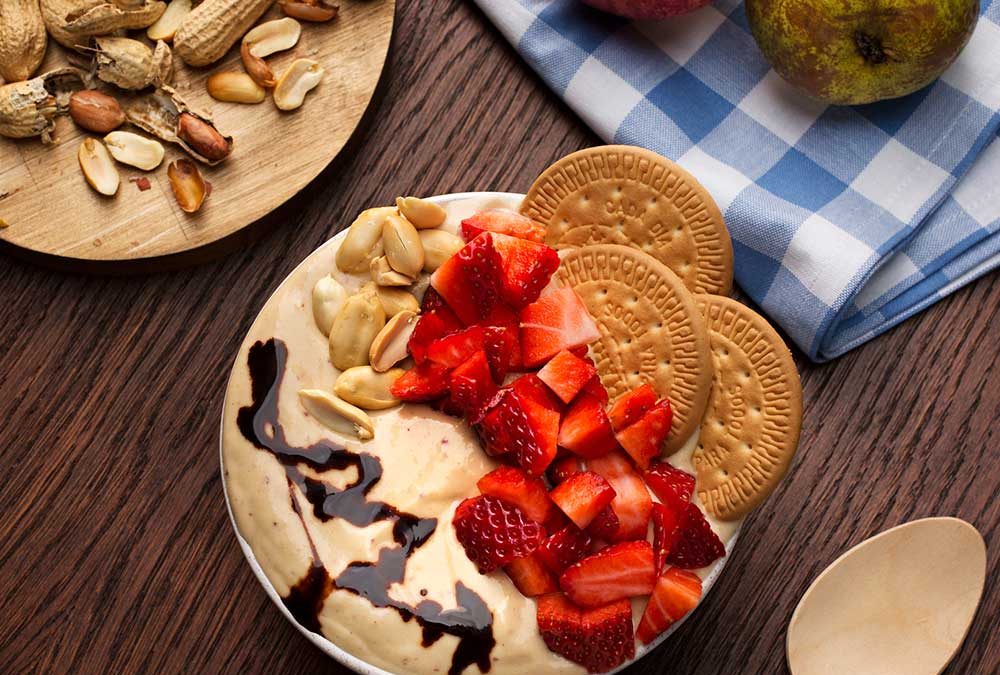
left=219, top=191, right=741, bottom=675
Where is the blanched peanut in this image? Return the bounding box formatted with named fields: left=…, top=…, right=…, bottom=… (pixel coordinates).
left=396, top=196, right=446, bottom=229
left=336, top=207, right=393, bottom=273
left=311, top=274, right=347, bottom=336
left=382, top=212, right=424, bottom=278
left=298, top=389, right=374, bottom=440
left=369, top=310, right=417, bottom=372
left=273, top=58, right=323, bottom=111
left=328, top=288, right=385, bottom=370
left=419, top=229, right=464, bottom=272
left=334, top=367, right=404, bottom=410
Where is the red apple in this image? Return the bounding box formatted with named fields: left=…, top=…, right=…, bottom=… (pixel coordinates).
left=580, top=0, right=713, bottom=19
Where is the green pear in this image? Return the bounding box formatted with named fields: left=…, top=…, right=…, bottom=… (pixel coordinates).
left=746, top=0, right=979, bottom=105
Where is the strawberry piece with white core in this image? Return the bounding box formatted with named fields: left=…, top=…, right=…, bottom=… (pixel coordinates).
left=635, top=567, right=702, bottom=645
left=559, top=540, right=656, bottom=607
left=520, top=287, right=601, bottom=368
left=587, top=450, right=653, bottom=541
left=538, top=349, right=598, bottom=404
left=461, top=209, right=547, bottom=243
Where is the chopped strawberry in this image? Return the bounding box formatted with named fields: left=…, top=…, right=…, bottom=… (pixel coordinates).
left=477, top=465, right=553, bottom=524
left=472, top=304, right=523, bottom=375
left=452, top=495, right=544, bottom=573
left=636, top=567, right=702, bottom=645
left=461, top=209, right=547, bottom=243
left=520, top=287, right=601, bottom=368
left=407, top=308, right=462, bottom=364
left=537, top=350, right=598, bottom=404
left=389, top=361, right=450, bottom=402
left=549, top=471, right=616, bottom=530
left=608, top=385, right=659, bottom=433
left=431, top=392, right=464, bottom=419
left=419, top=286, right=448, bottom=313
left=504, top=552, right=558, bottom=597
left=651, top=502, right=684, bottom=574
left=431, top=232, right=503, bottom=324
left=491, top=232, right=560, bottom=308
left=427, top=327, right=488, bottom=369
left=449, top=351, right=498, bottom=422
left=477, top=388, right=559, bottom=474
left=644, top=461, right=696, bottom=511
left=537, top=525, right=593, bottom=575
left=616, top=399, right=673, bottom=469
left=579, top=376, right=609, bottom=405
left=511, top=373, right=564, bottom=414
left=558, top=393, right=619, bottom=459
left=587, top=506, right=620, bottom=541
left=559, top=540, right=656, bottom=607
left=607, top=383, right=657, bottom=431
left=548, top=455, right=583, bottom=484
left=666, top=502, right=726, bottom=570
left=569, top=345, right=590, bottom=358
left=587, top=451, right=653, bottom=541
left=536, top=594, right=634, bottom=673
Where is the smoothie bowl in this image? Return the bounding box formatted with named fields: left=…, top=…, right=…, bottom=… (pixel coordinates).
left=220, top=147, right=802, bottom=674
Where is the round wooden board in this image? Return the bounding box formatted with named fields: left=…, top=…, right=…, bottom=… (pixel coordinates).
left=0, top=0, right=394, bottom=269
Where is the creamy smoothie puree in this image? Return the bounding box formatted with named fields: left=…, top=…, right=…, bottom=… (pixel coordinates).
left=222, top=194, right=740, bottom=675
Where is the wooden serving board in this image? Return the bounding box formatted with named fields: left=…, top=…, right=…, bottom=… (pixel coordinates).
left=0, top=0, right=394, bottom=270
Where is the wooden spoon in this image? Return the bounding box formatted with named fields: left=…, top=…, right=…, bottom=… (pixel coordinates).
left=787, top=517, right=986, bottom=675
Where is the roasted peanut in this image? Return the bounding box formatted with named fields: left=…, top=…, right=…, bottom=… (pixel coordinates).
left=91, top=37, right=163, bottom=91
left=396, top=196, right=446, bottom=230
left=239, top=17, right=300, bottom=88
left=146, top=0, right=192, bottom=41
left=68, top=90, right=125, bottom=133
left=0, top=68, right=83, bottom=142
left=0, top=0, right=48, bottom=83
left=298, top=389, right=374, bottom=440
left=78, top=138, right=119, bottom=196
left=328, top=289, right=385, bottom=371
left=45, top=0, right=166, bottom=49
left=373, top=286, right=419, bottom=318
left=104, top=131, right=164, bottom=171
left=334, top=367, right=403, bottom=411
left=273, top=58, right=323, bottom=111
left=167, top=158, right=207, bottom=213
left=206, top=71, right=265, bottom=104
left=311, top=274, right=347, bottom=336
left=279, top=0, right=338, bottom=22
left=419, top=229, right=464, bottom=272
left=382, top=212, right=424, bottom=278
left=126, top=86, right=233, bottom=166
left=370, top=256, right=414, bottom=287
left=336, top=207, right=393, bottom=274
left=369, top=310, right=417, bottom=373
left=173, top=0, right=272, bottom=67
left=177, top=112, right=230, bottom=162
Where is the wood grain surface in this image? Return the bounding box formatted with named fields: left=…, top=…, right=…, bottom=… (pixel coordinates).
left=0, top=0, right=393, bottom=266
left=0, top=1, right=997, bottom=673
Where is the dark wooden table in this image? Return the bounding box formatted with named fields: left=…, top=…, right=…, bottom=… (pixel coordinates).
left=1, top=2, right=997, bottom=673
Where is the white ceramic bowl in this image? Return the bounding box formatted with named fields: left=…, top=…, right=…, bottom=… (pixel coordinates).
left=220, top=192, right=740, bottom=675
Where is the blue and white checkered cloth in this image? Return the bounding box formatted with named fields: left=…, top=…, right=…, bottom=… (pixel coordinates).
left=475, top=0, right=1000, bottom=361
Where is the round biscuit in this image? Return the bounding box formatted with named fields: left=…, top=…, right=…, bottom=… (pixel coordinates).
left=522, top=145, right=734, bottom=296
left=557, top=245, right=713, bottom=454
left=693, top=294, right=802, bottom=521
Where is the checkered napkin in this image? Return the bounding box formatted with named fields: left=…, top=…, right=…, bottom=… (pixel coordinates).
left=474, top=0, right=1000, bottom=361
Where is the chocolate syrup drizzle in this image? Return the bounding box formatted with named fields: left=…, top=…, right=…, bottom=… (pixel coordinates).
left=237, top=338, right=495, bottom=674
